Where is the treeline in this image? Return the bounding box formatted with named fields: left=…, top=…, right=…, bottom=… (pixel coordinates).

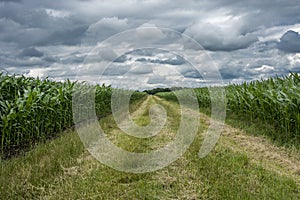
left=143, top=87, right=185, bottom=95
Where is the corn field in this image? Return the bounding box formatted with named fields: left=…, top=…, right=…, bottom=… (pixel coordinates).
left=0, top=73, right=145, bottom=156
left=193, top=73, right=300, bottom=141
left=157, top=73, right=300, bottom=142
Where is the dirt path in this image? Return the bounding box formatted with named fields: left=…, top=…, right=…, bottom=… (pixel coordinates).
left=131, top=95, right=152, bottom=117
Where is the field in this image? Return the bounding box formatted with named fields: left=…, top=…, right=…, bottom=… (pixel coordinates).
left=157, top=73, right=300, bottom=147
left=0, top=73, right=300, bottom=199
left=0, top=73, right=145, bottom=157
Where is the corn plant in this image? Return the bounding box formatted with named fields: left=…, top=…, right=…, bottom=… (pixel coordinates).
left=0, top=73, right=146, bottom=156
left=193, top=72, right=300, bottom=141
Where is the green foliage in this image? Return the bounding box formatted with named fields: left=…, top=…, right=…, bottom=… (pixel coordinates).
left=155, top=91, right=178, bottom=102
left=143, top=87, right=172, bottom=95
left=224, top=73, right=300, bottom=142
left=1, top=97, right=299, bottom=199
left=158, top=73, right=300, bottom=143
left=130, top=91, right=148, bottom=102
left=0, top=73, right=146, bottom=156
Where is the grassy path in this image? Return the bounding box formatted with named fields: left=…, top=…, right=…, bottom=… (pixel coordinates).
left=1, top=96, right=300, bottom=199
left=218, top=119, right=300, bottom=186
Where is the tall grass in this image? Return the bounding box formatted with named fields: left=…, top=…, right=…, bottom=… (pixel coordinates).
left=157, top=73, right=300, bottom=143
left=0, top=73, right=146, bottom=156
left=225, top=73, right=300, bottom=140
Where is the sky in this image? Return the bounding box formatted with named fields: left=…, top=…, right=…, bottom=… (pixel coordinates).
left=1, top=0, right=300, bottom=90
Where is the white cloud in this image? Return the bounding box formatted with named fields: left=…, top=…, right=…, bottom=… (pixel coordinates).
left=256, top=24, right=300, bottom=42
left=1, top=0, right=300, bottom=88
left=45, top=9, right=70, bottom=18
left=183, top=19, right=258, bottom=51
left=253, top=65, right=274, bottom=73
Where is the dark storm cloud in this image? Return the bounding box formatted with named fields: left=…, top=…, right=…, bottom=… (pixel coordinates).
left=19, top=47, right=44, bottom=57
left=220, top=68, right=242, bottom=79
left=60, top=55, right=85, bottom=64
left=0, top=3, right=88, bottom=47
left=0, top=0, right=300, bottom=88
left=113, top=55, right=129, bottom=63
left=182, top=70, right=202, bottom=79
left=219, top=67, right=242, bottom=80
left=291, top=66, right=300, bottom=73
left=1, top=0, right=300, bottom=51
left=135, top=58, right=147, bottom=62
left=102, top=64, right=131, bottom=76
left=43, top=56, right=58, bottom=63
left=0, top=0, right=21, bottom=3
left=278, top=30, right=300, bottom=53
left=37, top=26, right=88, bottom=46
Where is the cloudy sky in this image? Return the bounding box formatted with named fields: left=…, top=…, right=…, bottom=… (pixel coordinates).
left=1, top=0, right=300, bottom=90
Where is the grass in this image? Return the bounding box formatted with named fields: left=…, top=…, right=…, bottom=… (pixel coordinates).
left=1, top=96, right=300, bottom=199
left=196, top=105, right=300, bottom=151
left=156, top=72, right=300, bottom=150
left=100, top=96, right=180, bottom=153
left=225, top=112, right=300, bottom=150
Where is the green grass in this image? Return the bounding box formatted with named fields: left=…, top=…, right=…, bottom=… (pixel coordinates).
left=1, top=96, right=299, bottom=199
left=157, top=73, right=300, bottom=148
left=100, top=96, right=180, bottom=153
left=225, top=112, right=300, bottom=150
